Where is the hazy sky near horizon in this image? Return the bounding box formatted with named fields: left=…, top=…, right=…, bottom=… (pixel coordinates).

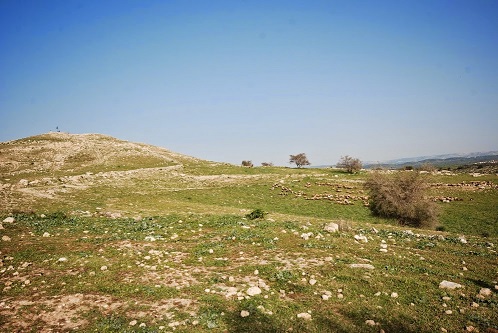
left=1, top=0, right=497, bottom=166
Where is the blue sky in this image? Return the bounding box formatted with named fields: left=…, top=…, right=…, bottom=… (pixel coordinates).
left=1, top=0, right=497, bottom=166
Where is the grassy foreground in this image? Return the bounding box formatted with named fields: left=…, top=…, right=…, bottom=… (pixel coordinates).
left=1, top=212, right=497, bottom=332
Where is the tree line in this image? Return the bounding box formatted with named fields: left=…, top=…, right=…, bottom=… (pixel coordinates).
left=242, top=154, right=363, bottom=174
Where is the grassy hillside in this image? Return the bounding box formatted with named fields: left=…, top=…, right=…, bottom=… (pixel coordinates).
left=1, top=133, right=497, bottom=332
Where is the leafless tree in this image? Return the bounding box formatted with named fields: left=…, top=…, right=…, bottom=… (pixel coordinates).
left=289, top=153, right=310, bottom=168
left=337, top=155, right=362, bottom=173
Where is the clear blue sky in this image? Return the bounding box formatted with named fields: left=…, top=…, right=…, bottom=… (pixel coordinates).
left=1, top=0, right=497, bottom=166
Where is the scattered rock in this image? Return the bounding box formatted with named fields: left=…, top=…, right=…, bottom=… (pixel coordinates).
left=439, top=280, right=462, bottom=290
left=58, top=257, right=68, bottom=262
left=391, top=292, right=399, bottom=298
left=246, top=286, right=262, bottom=296
left=479, top=288, right=492, bottom=297
left=2, top=235, right=11, bottom=242
left=240, top=310, right=250, bottom=318
left=100, top=265, right=108, bottom=271
left=321, top=294, right=330, bottom=300
left=42, top=232, right=50, bottom=237
left=309, top=279, right=317, bottom=286
left=297, top=312, right=312, bottom=320
left=301, top=232, right=313, bottom=240
left=129, top=320, right=137, bottom=326
left=2, top=217, right=15, bottom=223
left=459, top=236, right=467, bottom=244
left=354, top=234, right=368, bottom=243
left=323, top=222, right=339, bottom=233
left=365, top=319, right=376, bottom=326
left=350, top=264, right=375, bottom=270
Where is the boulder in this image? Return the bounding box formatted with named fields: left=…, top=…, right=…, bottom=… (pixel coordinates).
left=354, top=234, right=368, bottom=243
left=439, top=280, right=463, bottom=290
left=479, top=288, right=492, bottom=297
left=240, top=310, right=250, bottom=317
left=2, top=217, right=15, bottom=223
left=324, top=222, right=339, bottom=233
left=297, top=313, right=312, bottom=320
left=246, top=286, right=262, bottom=296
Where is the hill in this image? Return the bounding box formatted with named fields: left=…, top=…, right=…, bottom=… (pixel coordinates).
left=364, top=152, right=498, bottom=171
left=1, top=133, right=497, bottom=332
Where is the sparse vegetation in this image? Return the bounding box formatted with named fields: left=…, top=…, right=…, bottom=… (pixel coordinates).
left=364, top=171, right=438, bottom=228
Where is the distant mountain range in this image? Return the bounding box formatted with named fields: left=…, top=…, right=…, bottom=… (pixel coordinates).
left=363, top=151, right=498, bottom=169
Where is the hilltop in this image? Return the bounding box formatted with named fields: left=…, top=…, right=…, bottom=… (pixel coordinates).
left=1, top=132, right=497, bottom=332
left=0, top=132, right=202, bottom=177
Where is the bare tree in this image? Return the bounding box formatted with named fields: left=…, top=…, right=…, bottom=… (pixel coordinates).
left=241, top=160, right=253, bottom=167
left=337, top=155, right=362, bottom=173
left=289, top=153, right=310, bottom=168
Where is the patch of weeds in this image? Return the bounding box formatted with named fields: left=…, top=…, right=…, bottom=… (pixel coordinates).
left=86, top=311, right=161, bottom=332
left=273, top=270, right=297, bottom=282
left=204, top=214, right=244, bottom=227
left=282, top=220, right=300, bottom=230
left=192, top=242, right=226, bottom=257
left=13, top=211, right=80, bottom=234
left=415, top=241, right=436, bottom=249
left=198, top=296, right=228, bottom=330
left=466, top=313, right=498, bottom=331
left=302, top=241, right=337, bottom=249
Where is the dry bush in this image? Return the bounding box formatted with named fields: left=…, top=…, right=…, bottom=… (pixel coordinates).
left=337, top=155, right=362, bottom=173
left=364, top=171, right=438, bottom=228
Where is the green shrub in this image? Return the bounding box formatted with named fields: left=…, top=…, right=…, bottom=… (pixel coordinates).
left=364, top=171, right=438, bottom=228
left=245, top=209, right=268, bottom=220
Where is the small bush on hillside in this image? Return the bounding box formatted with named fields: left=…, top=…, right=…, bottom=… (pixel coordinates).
left=241, top=160, right=253, bottom=167
left=245, top=209, right=268, bottom=220
left=364, top=171, right=438, bottom=228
